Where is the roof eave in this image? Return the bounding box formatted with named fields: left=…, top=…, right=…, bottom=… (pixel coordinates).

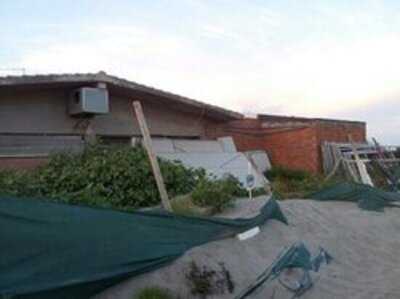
left=0, top=73, right=243, bottom=121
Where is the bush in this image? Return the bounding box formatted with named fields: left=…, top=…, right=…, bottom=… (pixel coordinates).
left=265, top=166, right=311, bottom=182
left=0, top=144, right=205, bottom=210
left=191, top=176, right=238, bottom=213
left=136, top=287, right=175, bottom=299
left=265, top=166, right=335, bottom=199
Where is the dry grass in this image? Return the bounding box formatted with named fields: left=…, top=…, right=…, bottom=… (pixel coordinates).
left=171, top=194, right=213, bottom=217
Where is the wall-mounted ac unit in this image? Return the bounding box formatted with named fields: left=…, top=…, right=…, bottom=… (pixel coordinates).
left=69, top=87, right=109, bottom=116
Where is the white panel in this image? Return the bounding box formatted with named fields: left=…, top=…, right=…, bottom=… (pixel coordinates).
left=245, top=151, right=271, bottom=173
left=152, top=139, right=175, bottom=153
left=237, top=227, right=260, bottom=241
left=172, top=140, right=224, bottom=153
left=157, top=152, right=268, bottom=188
left=218, top=136, right=237, bottom=153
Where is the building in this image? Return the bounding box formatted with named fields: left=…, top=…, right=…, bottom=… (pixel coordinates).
left=0, top=72, right=242, bottom=169
left=207, top=114, right=366, bottom=174
left=0, top=72, right=367, bottom=175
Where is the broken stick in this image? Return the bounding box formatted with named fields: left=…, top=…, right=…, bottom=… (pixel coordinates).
left=132, top=101, right=172, bottom=211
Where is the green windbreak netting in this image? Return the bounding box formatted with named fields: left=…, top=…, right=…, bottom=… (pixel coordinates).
left=310, top=182, right=400, bottom=211
left=235, top=242, right=332, bottom=299
left=0, top=194, right=287, bottom=299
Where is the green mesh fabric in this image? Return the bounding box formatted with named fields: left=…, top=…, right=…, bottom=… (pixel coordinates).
left=0, top=194, right=287, bottom=299
left=310, top=182, right=400, bottom=211
left=235, top=242, right=332, bottom=299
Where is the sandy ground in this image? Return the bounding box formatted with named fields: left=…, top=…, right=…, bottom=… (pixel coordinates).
left=95, top=197, right=400, bottom=299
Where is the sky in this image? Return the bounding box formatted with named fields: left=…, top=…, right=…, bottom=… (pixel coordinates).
left=1, top=0, right=400, bottom=144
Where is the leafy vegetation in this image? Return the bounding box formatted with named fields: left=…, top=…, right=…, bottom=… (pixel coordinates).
left=135, top=287, right=175, bottom=299
left=0, top=144, right=205, bottom=210
left=265, top=166, right=338, bottom=199
left=0, top=144, right=255, bottom=212
left=191, top=176, right=240, bottom=213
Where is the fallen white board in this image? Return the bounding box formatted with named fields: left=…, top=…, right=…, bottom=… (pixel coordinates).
left=237, top=226, right=260, bottom=241
left=157, top=152, right=268, bottom=188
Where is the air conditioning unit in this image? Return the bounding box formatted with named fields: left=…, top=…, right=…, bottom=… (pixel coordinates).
left=69, top=87, right=109, bottom=116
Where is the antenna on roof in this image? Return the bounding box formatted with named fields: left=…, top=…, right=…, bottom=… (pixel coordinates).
left=0, top=68, right=26, bottom=75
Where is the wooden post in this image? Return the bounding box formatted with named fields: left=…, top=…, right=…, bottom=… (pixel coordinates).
left=132, top=101, right=172, bottom=211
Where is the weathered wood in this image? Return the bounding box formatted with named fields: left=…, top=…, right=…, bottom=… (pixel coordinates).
left=132, top=101, right=172, bottom=211
left=348, top=135, right=373, bottom=186
left=344, top=158, right=400, bottom=163
left=324, top=158, right=343, bottom=182
left=343, top=159, right=359, bottom=182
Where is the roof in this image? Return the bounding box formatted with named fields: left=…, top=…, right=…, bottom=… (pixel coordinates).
left=0, top=72, right=243, bottom=121
left=257, top=113, right=365, bottom=125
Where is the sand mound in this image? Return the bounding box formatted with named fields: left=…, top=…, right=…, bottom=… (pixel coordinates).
left=96, top=198, right=400, bottom=299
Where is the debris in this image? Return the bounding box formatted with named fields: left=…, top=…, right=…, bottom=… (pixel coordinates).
left=237, top=226, right=260, bottom=241
left=151, top=137, right=271, bottom=190
left=321, top=138, right=400, bottom=188
left=234, top=242, right=332, bottom=299
left=185, top=261, right=235, bottom=298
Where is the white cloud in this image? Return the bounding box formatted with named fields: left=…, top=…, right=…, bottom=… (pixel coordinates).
left=7, top=1, right=400, bottom=143
left=18, top=26, right=400, bottom=116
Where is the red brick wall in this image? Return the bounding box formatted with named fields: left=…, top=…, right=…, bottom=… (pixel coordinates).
left=261, top=127, right=320, bottom=173
left=207, top=118, right=366, bottom=174
left=0, top=157, right=48, bottom=170
left=316, top=122, right=366, bottom=144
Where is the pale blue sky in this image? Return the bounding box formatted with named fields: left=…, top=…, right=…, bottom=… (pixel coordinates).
left=1, top=0, right=400, bottom=143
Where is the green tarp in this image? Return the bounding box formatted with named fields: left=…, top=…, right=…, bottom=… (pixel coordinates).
left=235, top=242, right=332, bottom=299
left=310, top=182, right=400, bottom=211
left=0, top=194, right=287, bottom=299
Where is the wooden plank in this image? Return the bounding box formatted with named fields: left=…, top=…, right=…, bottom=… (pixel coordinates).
left=342, top=158, right=359, bottom=182
left=132, top=101, right=172, bottom=211
left=344, top=158, right=400, bottom=163
left=348, top=135, right=374, bottom=186
left=332, top=142, right=372, bottom=148
left=329, top=143, right=346, bottom=179
left=324, top=157, right=343, bottom=181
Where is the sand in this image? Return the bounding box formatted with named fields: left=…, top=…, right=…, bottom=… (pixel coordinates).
left=95, top=197, right=400, bottom=299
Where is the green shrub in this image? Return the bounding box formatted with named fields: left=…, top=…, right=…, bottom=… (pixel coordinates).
left=191, top=176, right=238, bottom=213
left=0, top=170, right=37, bottom=196
left=136, top=287, right=175, bottom=299
left=265, top=166, right=311, bottom=182
left=265, top=166, right=337, bottom=199
left=0, top=144, right=205, bottom=210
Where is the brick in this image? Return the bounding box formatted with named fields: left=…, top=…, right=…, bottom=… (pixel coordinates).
left=207, top=117, right=366, bottom=174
